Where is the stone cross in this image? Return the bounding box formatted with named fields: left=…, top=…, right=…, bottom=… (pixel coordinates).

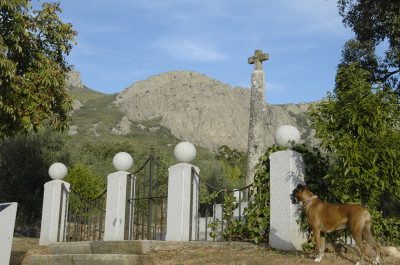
left=248, top=50, right=269, bottom=71
left=246, top=49, right=268, bottom=186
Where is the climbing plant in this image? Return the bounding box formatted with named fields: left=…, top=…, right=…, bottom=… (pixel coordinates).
left=207, top=144, right=332, bottom=244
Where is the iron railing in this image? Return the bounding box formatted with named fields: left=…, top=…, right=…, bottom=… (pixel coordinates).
left=127, top=154, right=168, bottom=240
left=190, top=167, right=252, bottom=241
left=60, top=183, right=106, bottom=242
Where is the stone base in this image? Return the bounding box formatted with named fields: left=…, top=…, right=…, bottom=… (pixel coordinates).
left=269, top=150, right=306, bottom=251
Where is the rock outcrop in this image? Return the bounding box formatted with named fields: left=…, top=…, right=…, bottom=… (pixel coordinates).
left=114, top=71, right=315, bottom=151
left=66, top=70, right=84, bottom=89
left=111, top=116, right=132, bottom=136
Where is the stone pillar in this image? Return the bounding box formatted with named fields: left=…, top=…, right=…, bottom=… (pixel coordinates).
left=39, top=163, right=69, bottom=246
left=246, top=49, right=269, bottom=186
left=104, top=152, right=133, bottom=241
left=269, top=125, right=306, bottom=250
left=166, top=142, right=199, bottom=241
left=0, top=202, right=17, bottom=265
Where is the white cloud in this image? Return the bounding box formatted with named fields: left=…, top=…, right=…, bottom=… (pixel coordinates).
left=157, top=39, right=227, bottom=62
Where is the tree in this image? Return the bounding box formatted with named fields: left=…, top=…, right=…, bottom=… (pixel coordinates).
left=0, top=128, right=68, bottom=225
left=64, top=163, right=106, bottom=200
left=337, top=0, right=400, bottom=93
left=215, top=145, right=247, bottom=187
left=309, top=63, right=400, bottom=207
left=0, top=0, right=77, bottom=137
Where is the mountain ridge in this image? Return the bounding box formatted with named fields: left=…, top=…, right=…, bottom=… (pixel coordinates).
left=67, top=70, right=318, bottom=151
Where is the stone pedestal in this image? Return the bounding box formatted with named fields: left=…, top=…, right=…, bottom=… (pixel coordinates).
left=39, top=180, right=70, bottom=245
left=166, top=163, right=199, bottom=241
left=0, top=202, right=17, bottom=265
left=269, top=150, right=306, bottom=250
left=104, top=171, right=131, bottom=241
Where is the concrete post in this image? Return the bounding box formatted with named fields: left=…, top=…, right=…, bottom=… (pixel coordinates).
left=104, top=152, right=134, bottom=241
left=269, top=150, right=306, bottom=250
left=0, top=202, right=18, bottom=265
left=39, top=180, right=70, bottom=245
left=166, top=163, right=199, bottom=241
left=103, top=171, right=131, bottom=241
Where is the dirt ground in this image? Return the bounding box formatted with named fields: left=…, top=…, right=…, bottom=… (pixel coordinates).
left=10, top=237, right=49, bottom=265
left=10, top=237, right=400, bottom=265
left=150, top=244, right=399, bottom=265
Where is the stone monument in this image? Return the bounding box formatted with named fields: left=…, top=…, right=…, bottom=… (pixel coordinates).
left=166, top=142, right=199, bottom=241
left=246, top=49, right=269, bottom=186
left=0, top=202, right=17, bottom=265
left=269, top=125, right=306, bottom=250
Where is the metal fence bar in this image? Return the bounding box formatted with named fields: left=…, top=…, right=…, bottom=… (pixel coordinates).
left=147, top=157, right=154, bottom=240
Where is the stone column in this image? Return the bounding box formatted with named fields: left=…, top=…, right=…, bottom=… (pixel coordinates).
left=246, top=49, right=269, bottom=186
left=166, top=142, right=199, bottom=241
left=104, top=152, right=133, bottom=241
left=0, top=202, right=17, bottom=265
left=269, top=125, right=306, bottom=250
left=39, top=163, right=69, bottom=246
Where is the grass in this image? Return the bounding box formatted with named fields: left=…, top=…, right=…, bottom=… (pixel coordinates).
left=70, top=85, right=107, bottom=102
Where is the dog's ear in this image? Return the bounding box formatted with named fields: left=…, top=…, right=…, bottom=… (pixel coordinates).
left=296, top=184, right=304, bottom=190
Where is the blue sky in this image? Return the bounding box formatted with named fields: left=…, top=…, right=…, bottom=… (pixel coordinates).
left=42, top=0, right=353, bottom=104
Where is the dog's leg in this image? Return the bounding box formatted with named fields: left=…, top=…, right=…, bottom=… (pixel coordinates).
left=351, top=226, right=366, bottom=265
left=320, top=233, right=326, bottom=254
left=312, top=228, right=324, bottom=263
left=362, top=222, right=381, bottom=264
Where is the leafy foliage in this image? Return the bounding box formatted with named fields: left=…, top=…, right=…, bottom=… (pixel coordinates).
left=215, top=145, right=247, bottom=187
left=64, top=163, right=106, bottom=200
left=337, top=0, right=400, bottom=93
left=0, top=1, right=77, bottom=137
left=67, top=140, right=137, bottom=177
left=309, top=63, right=400, bottom=207
left=238, top=145, right=283, bottom=243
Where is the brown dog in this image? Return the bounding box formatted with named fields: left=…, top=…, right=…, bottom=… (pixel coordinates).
left=290, top=184, right=380, bottom=265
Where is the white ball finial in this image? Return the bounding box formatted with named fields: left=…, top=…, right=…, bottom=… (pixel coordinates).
left=274, top=125, right=301, bottom=149
left=174, top=142, right=196, bottom=163
left=113, top=152, right=133, bottom=171
left=48, top=162, right=68, bottom=180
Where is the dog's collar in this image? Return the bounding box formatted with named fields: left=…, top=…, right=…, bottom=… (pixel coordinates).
left=300, top=195, right=318, bottom=211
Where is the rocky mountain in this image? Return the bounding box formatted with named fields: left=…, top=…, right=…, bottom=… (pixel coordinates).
left=67, top=70, right=318, bottom=151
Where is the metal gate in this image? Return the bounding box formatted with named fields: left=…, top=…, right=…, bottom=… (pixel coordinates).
left=127, top=153, right=168, bottom=240
left=60, top=183, right=107, bottom=242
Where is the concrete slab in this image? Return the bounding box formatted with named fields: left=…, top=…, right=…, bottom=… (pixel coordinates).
left=0, top=202, right=18, bottom=265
